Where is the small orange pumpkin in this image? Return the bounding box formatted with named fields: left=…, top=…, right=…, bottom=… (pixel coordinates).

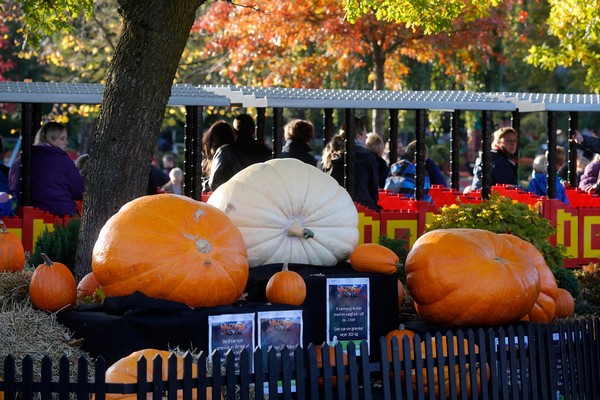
left=315, top=343, right=349, bottom=387
left=555, top=288, right=575, bottom=318
left=77, top=271, right=102, bottom=301
left=349, top=243, right=399, bottom=274
left=265, top=263, right=306, bottom=306
left=501, top=234, right=558, bottom=323
left=29, top=253, right=77, bottom=312
left=385, top=323, right=416, bottom=362
left=0, top=221, right=25, bottom=272
left=412, top=336, right=489, bottom=398
left=105, top=349, right=221, bottom=400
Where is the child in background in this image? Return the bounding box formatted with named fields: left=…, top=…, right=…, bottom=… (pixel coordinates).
left=162, top=167, right=183, bottom=195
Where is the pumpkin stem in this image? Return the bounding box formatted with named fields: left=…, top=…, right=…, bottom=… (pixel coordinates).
left=0, top=221, right=7, bottom=234
left=287, top=222, right=314, bottom=239
left=40, top=253, right=54, bottom=266
left=195, top=238, right=212, bottom=253
left=282, top=263, right=289, bottom=272
left=399, top=323, right=405, bottom=330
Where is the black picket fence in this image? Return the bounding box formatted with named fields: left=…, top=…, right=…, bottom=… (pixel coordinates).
left=1, top=318, right=598, bottom=400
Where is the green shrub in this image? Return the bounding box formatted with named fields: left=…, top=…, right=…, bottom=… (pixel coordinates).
left=574, top=263, right=600, bottom=315
left=30, top=218, right=80, bottom=273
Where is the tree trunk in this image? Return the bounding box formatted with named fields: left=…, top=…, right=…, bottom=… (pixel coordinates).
left=74, top=0, right=204, bottom=279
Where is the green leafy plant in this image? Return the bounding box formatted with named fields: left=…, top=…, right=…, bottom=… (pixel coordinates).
left=30, top=218, right=80, bottom=274
left=574, top=263, right=600, bottom=315
left=427, top=193, right=579, bottom=295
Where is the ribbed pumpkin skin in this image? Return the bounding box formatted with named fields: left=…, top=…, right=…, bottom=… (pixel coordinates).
left=501, top=234, right=558, bottom=323
left=406, top=229, right=541, bottom=326
left=555, top=288, right=575, bottom=318
left=385, top=325, right=416, bottom=361
left=29, top=255, right=77, bottom=312
left=105, top=349, right=197, bottom=400
left=266, top=264, right=307, bottom=306
left=350, top=243, right=399, bottom=274
left=207, top=158, right=359, bottom=267
left=0, top=221, right=25, bottom=272
left=92, top=195, right=248, bottom=307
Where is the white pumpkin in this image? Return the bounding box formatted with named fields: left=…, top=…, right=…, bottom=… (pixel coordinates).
left=207, top=158, right=359, bottom=267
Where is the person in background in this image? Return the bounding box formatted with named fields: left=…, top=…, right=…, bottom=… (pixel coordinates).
left=527, top=154, right=570, bottom=204
left=578, top=153, right=600, bottom=194
left=365, top=132, right=389, bottom=189
left=319, top=134, right=345, bottom=185
left=332, top=117, right=379, bottom=210
left=281, top=119, right=317, bottom=166
left=426, top=157, right=448, bottom=187
left=385, top=140, right=432, bottom=202
left=162, top=167, right=184, bottom=195
left=75, top=153, right=90, bottom=179
left=232, top=113, right=271, bottom=168
left=161, top=153, right=177, bottom=175
left=202, top=120, right=238, bottom=191
left=470, top=127, right=519, bottom=191
left=9, top=121, right=84, bottom=216
left=0, top=137, right=9, bottom=192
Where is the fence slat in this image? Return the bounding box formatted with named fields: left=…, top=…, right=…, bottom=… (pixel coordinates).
left=39, top=355, right=52, bottom=400
left=346, top=341, right=359, bottom=400
left=238, top=349, right=250, bottom=400
left=359, top=340, right=373, bottom=400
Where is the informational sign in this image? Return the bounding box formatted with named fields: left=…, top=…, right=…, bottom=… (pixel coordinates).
left=257, top=310, right=303, bottom=394
left=208, top=313, right=255, bottom=372
left=326, top=277, right=370, bottom=355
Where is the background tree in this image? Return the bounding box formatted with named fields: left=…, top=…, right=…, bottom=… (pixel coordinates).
left=525, top=0, right=600, bottom=93
left=193, top=0, right=510, bottom=132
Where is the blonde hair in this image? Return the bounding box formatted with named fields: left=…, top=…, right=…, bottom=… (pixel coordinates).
left=491, top=127, right=518, bottom=147
left=533, top=154, right=548, bottom=174
left=169, top=167, right=183, bottom=183
left=34, top=122, right=67, bottom=145
left=321, top=135, right=345, bottom=170
left=365, top=133, right=384, bottom=156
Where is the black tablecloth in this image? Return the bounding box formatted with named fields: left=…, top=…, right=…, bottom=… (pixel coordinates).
left=58, top=262, right=399, bottom=365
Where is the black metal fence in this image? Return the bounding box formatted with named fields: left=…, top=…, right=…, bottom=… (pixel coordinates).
left=2, top=318, right=598, bottom=400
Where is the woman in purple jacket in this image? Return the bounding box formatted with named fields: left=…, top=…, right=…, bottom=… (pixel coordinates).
left=9, top=122, right=85, bottom=217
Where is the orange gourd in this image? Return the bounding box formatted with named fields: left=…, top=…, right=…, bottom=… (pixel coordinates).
left=315, top=344, right=349, bottom=387
left=265, top=263, right=306, bottom=306
left=29, top=253, right=77, bottom=312
left=0, top=221, right=25, bottom=272
left=104, top=349, right=221, bottom=400
left=385, top=323, right=416, bottom=362
left=397, top=280, right=406, bottom=309
left=412, top=336, right=490, bottom=398
left=501, top=234, right=558, bottom=323
left=405, top=229, right=541, bottom=326
left=92, top=194, right=248, bottom=307
left=77, top=271, right=102, bottom=301
left=349, top=243, right=399, bottom=274
left=555, top=288, right=575, bottom=318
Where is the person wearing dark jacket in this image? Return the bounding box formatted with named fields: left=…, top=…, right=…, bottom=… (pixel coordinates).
left=470, top=127, right=519, bottom=190
left=201, top=120, right=238, bottom=191
left=330, top=118, right=379, bottom=211
left=231, top=113, right=271, bottom=168
left=9, top=122, right=84, bottom=216
left=281, top=119, right=317, bottom=167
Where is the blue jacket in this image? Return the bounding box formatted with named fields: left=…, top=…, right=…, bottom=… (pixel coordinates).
left=527, top=173, right=570, bottom=205
left=384, top=159, right=432, bottom=202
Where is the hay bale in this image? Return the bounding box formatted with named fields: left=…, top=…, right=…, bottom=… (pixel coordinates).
left=0, top=303, right=93, bottom=382
left=0, top=270, right=33, bottom=311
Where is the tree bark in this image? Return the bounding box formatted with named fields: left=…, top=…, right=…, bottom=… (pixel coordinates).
left=75, top=0, right=204, bottom=279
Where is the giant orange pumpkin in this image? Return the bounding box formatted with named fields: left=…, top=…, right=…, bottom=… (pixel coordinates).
left=349, top=243, right=399, bottom=274
left=501, top=234, right=558, bottom=323
left=555, top=288, right=575, bottom=318
left=29, top=253, right=77, bottom=312
left=405, top=229, right=541, bottom=326
left=92, top=195, right=248, bottom=307
left=0, top=221, right=25, bottom=272
left=104, top=349, right=219, bottom=400
left=411, top=336, right=490, bottom=398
